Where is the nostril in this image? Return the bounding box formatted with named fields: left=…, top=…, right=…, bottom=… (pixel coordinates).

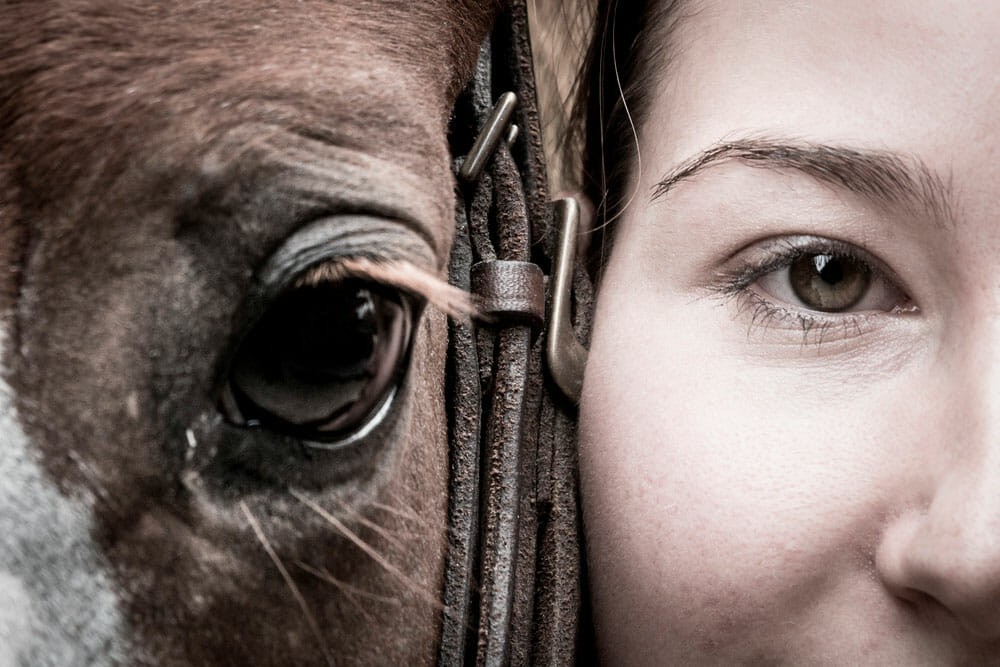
left=875, top=509, right=924, bottom=599
left=892, top=586, right=936, bottom=608
left=877, top=508, right=1000, bottom=641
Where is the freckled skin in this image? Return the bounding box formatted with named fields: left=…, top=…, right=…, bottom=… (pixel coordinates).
left=582, top=1, right=1000, bottom=663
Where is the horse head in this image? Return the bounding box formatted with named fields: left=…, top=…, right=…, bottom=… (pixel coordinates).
left=0, top=1, right=519, bottom=664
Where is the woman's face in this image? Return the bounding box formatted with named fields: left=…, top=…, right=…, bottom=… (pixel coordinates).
left=580, top=0, right=1000, bottom=663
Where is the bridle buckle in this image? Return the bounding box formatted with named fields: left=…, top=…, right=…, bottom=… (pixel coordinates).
left=546, top=197, right=588, bottom=403
left=459, top=91, right=518, bottom=184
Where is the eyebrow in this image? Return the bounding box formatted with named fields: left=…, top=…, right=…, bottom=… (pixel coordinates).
left=650, top=137, right=955, bottom=225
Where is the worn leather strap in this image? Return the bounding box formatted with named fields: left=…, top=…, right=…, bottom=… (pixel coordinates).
left=438, top=2, right=595, bottom=665
left=470, top=260, right=545, bottom=327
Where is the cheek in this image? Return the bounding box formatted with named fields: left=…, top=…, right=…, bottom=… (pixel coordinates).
left=578, top=267, right=927, bottom=661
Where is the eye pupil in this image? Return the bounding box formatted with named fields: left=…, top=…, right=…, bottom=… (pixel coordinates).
left=225, top=279, right=411, bottom=441
left=790, top=253, right=870, bottom=311
left=283, top=289, right=375, bottom=384
left=812, top=254, right=841, bottom=284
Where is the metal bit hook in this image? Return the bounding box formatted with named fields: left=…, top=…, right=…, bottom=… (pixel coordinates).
left=546, top=197, right=588, bottom=402
left=459, top=92, right=517, bottom=183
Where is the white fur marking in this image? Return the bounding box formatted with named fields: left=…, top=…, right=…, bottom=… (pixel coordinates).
left=125, top=392, right=139, bottom=421
left=0, top=574, right=32, bottom=667
left=185, top=428, right=197, bottom=462
left=0, top=327, right=130, bottom=666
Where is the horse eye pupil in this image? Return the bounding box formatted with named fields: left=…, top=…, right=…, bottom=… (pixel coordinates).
left=279, top=290, right=375, bottom=384
left=225, top=279, right=411, bottom=441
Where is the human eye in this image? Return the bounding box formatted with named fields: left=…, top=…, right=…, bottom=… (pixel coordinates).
left=713, top=235, right=917, bottom=341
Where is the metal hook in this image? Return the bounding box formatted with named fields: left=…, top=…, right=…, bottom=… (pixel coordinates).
left=546, top=198, right=588, bottom=403
left=504, top=123, right=519, bottom=148
left=459, top=92, right=517, bottom=183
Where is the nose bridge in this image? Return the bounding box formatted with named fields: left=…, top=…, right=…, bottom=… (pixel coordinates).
left=879, top=315, right=1000, bottom=639
left=954, top=308, right=1000, bottom=462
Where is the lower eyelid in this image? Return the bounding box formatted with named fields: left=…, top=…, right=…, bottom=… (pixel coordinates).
left=728, top=289, right=881, bottom=345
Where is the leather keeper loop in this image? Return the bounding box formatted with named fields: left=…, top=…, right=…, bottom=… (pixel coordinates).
left=471, top=259, right=545, bottom=327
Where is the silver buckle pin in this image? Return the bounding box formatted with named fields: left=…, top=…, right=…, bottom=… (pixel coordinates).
left=546, top=197, right=588, bottom=402
left=459, top=91, right=517, bottom=183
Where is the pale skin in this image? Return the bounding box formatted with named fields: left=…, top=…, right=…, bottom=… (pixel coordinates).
left=579, top=0, right=1000, bottom=663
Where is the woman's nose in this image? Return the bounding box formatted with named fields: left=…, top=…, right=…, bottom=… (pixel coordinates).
left=876, top=339, right=1000, bottom=640
left=877, top=466, right=1000, bottom=640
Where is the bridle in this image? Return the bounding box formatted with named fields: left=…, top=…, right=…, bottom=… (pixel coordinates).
left=440, top=1, right=593, bottom=664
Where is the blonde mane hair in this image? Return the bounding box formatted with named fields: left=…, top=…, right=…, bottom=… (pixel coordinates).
left=528, top=0, right=595, bottom=193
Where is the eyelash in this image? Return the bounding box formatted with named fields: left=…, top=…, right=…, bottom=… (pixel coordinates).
left=711, top=236, right=912, bottom=344
left=726, top=289, right=874, bottom=345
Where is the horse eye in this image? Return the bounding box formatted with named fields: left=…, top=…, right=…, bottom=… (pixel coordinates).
left=223, top=279, right=413, bottom=443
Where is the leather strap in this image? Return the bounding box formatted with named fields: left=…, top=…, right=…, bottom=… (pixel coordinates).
left=470, top=260, right=545, bottom=327
left=438, top=2, right=595, bottom=665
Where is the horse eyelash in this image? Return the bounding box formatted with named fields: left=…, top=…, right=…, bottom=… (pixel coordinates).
left=296, top=257, right=477, bottom=319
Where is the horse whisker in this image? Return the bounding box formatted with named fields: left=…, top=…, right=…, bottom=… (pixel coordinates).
left=289, top=489, right=442, bottom=611
left=369, top=500, right=431, bottom=529
left=239, top=501, right=333, bottom=667
left=294, top=560, right=375, bottom=622
left=65, top=449, right=123, bottom=514
left=296, top=560, right=401, bottom=606
left=327, top=495, right=410, bottom=553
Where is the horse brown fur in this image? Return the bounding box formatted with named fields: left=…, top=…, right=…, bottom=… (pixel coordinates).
left=0, top=1, right=499, bottom=664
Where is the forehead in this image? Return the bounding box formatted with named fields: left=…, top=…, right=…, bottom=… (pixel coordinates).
left=2, top=0, right=495, bottom=261
left=3, top=0, right=485, bottom=149
left=4, top=1, right=483, bottom=108
left=650, top=1, right=1000, bottom=178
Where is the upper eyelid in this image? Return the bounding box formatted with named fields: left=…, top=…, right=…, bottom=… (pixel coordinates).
left=256, top=215, right=437, bottom=291
left=731, top=236, right=876, bottom=268
left=266, top=215, right=476, bottom=319
left=716, top=235, right=909, bottom=297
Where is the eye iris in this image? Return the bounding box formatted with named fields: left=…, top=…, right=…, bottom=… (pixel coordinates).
left=227, top=280, right=410, bottom=441
left=788, top=254, right=871, bottom=311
